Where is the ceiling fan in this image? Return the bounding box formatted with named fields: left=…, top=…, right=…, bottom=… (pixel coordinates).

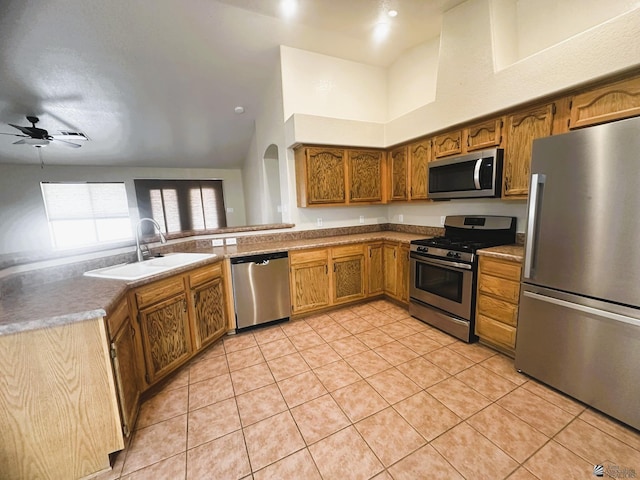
left=0, top=116, right=87, bottom=148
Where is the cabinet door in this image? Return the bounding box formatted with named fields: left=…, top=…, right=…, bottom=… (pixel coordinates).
left=408, top=140, right=430, bottom=200
left=398, top=244, right=410, bottom=303
left=348, top=149, right=384, bottom=203
left=383, top=243, right=398, bottom=296
left=138, top=293, right=192, bottom=384
left=367, top=243, right=384, bottom=296
left=466, top=118, right=503, bottom=151
left=305, top=147, right=346, bottom=204
left=570, top=76, right=640, bottom=129
left=191, top=276, right=227, bottom=350
left=503, top=104, right=555, bottom=197
left=290, top=250, right=330, bottom=314
left=433, top=130, right=462, bottom=158
left=332, top=254, right=365, bottom=305
left=389, top=146, right=409, bottom=201
left=110, top=316, right=141, bottom=437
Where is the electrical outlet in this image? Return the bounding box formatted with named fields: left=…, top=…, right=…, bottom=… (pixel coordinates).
left=317, top=218, right=323, bottom=227
left=211, top=239, right=224, bottom=246
left=440, top=216, right=446, bottom=226
left=399, top=214, right=404, bottom=223
left=226, top=207, right=234, bottom=213
left=359, top=215, right=364, bottom=224
left=225, top=237, right=237, bottom=245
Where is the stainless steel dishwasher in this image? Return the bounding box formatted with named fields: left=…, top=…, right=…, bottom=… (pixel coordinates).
left=230, top=251, right=291, bottom=331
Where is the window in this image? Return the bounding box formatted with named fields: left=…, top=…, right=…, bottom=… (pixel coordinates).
left=41, top=182, right=132, bottom=249
left=134, top=179, right=227, bottom=235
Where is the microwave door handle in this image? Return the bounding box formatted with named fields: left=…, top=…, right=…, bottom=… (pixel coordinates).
left=473, top=159, right=482, bottom=189
left=524, top=173, right=546, bottom=279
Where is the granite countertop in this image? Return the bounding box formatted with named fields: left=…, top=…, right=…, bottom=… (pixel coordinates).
left=477, top=244, right=525, bottom=262
left=0, top=231, right=425, bottom=336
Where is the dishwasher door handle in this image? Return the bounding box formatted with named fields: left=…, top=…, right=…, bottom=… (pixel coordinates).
left=255, top=260, right=270, bottom=266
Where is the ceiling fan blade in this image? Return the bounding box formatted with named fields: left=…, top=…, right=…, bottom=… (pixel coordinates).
left=52, top=138, right=82, bottom=148
left=8, top=123, right=34, bottom=136
left=0, top=132, right=28, bottom=137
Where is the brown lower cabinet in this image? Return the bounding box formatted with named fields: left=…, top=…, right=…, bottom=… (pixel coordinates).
left=475, top=255, right=522, bottom=356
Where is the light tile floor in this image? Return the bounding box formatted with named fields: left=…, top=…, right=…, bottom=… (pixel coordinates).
left=97, top=299, right=640, bottom=480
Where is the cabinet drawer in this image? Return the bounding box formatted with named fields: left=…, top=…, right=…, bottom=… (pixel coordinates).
left=189, top=262, right=222, bottom=288
left=332, top=244, right=364, bottom=258
left=476, top=314, right=516, bottom=349
left=479, top=257, right=521, bottom=281
left=478, top=275, right=520, bottom=303
left=477, top=293, right=518, bottom=327
left=134, top=276, right=185, bottom=309
left=290, top=249, right=328, bottom=265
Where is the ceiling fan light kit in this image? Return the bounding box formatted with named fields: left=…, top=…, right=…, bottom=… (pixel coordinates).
left=0, top=116, right=86, bottom=149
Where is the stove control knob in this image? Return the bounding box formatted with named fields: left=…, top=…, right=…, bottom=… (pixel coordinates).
left=447, top=251, right=461, bottom=259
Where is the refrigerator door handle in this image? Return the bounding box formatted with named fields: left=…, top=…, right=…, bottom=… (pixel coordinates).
left=523, top=290, right=640, bottom=328
left=473, top=159, right=482, bottom=189
left=524, top=173, right=546, bottom=278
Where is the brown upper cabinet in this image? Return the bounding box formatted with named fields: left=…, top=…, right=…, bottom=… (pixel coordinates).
left=408, top=139, right=431, bottom=200
left=433, top=130, right=462, bottom=158
left=569, top=76, right=640, bottom=129
left=295, top=146, right=346, bottom=206
left=503, top=103, right=556, bottom=198
left=295, top=146, right=385, bottom=207
left=466, top=118, right=503, bottom=151
left=389, top=145, right=409, bottom=201
left=348, top=149, right=385, bottom=203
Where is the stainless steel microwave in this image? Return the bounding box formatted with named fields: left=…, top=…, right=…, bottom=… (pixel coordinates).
left=428, top=148, right=503, bottom=199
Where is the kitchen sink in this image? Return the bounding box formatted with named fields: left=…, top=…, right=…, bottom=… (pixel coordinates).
left=84, top=252, right=217, bottom=280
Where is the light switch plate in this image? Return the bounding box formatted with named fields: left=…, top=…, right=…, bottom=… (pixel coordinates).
left=225, top=237, right=237, bottom=245
left=211, top=239, right=224, bottom=246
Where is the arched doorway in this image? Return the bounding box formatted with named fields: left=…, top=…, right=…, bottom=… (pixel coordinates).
left=263, top=144, right=282, bottom=224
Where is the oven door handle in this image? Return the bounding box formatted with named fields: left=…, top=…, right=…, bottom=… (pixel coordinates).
left=412, top=255, right=473, bottom=271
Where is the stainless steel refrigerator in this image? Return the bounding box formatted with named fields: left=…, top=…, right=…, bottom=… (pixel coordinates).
left=515, top=116, right=640, bottom=431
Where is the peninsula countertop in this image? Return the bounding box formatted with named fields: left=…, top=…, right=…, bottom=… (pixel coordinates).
left=0, top=231, right=425, bottom=336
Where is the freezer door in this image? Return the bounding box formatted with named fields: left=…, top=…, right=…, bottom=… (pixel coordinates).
left=515, top=284, right=640, bottom=430
left=523, top=116, right=640, bottom=308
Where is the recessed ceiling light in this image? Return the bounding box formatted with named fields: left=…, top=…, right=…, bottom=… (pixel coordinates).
left=373, top=22, right=391, bottom=42
left=234, top=106, right=245, bottom=114
left=388, top=9, right=398, bottom=17
left=280, top=0, right=297, bottom=18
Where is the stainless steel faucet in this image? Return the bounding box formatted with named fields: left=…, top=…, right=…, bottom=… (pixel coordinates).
left=135, top=217, right=167, bottom=262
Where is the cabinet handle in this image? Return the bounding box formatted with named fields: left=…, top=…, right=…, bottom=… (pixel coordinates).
left=325, top=265, right=328, bottom=274
left=333, top=264, right=337, bottom=272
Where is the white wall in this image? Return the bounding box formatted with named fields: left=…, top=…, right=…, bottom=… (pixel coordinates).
left=276, top=0, right=640, bottom=232
left=0, top=163, right=246, bottom=255
left=280, top=46, right=388, bottom=123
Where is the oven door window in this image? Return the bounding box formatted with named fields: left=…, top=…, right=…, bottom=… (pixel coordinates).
left=415, top=261, right=464, bottom=303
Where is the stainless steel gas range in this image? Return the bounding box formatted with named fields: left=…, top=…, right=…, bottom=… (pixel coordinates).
left=409, top=215, right=516, bottom=342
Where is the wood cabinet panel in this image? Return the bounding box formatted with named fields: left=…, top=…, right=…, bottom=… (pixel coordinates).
left=367, top=243, right=384, bottom=296
left=475, top=255, right=522, bottom=356
left=466, top=118, right=503, bottom=151
left=110, top=307, right=141, bottom=437
left=134, top=276, right=185, bottom=309
left=0, top=319, right=123, bottom=480
left=503, top=104, right=555, bottom=197
left=479, top=257, right=521, bottom=281
left=191, top=276, right=227, bottom=349
left=332, top=254, right=365, bottom=304
left=476, top=314, right=517, bottom=349
left=570, top=76, right=640, bottom=129
left=290, top=249, right=330, bottom=314
left=383, top=243, right=398, bottom=297
left=408, top=139, right=430, bottom=200
left=398, top=244, right=410, bottom=303
left=477, top=294, right=518, bottom=327
left=189, top=262, right=222, bottom=288
left=295, top=147, right=346, bottom=206
left=138, top=293, right=192, bottom=384
left=433, top=130, right=462, bottom=158
left=348, top=149, right=384, bottom=203
left=389, top=146, right=409, bottom=201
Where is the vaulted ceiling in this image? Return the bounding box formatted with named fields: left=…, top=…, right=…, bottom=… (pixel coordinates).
left=0, top=0, right=464, bottom=168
